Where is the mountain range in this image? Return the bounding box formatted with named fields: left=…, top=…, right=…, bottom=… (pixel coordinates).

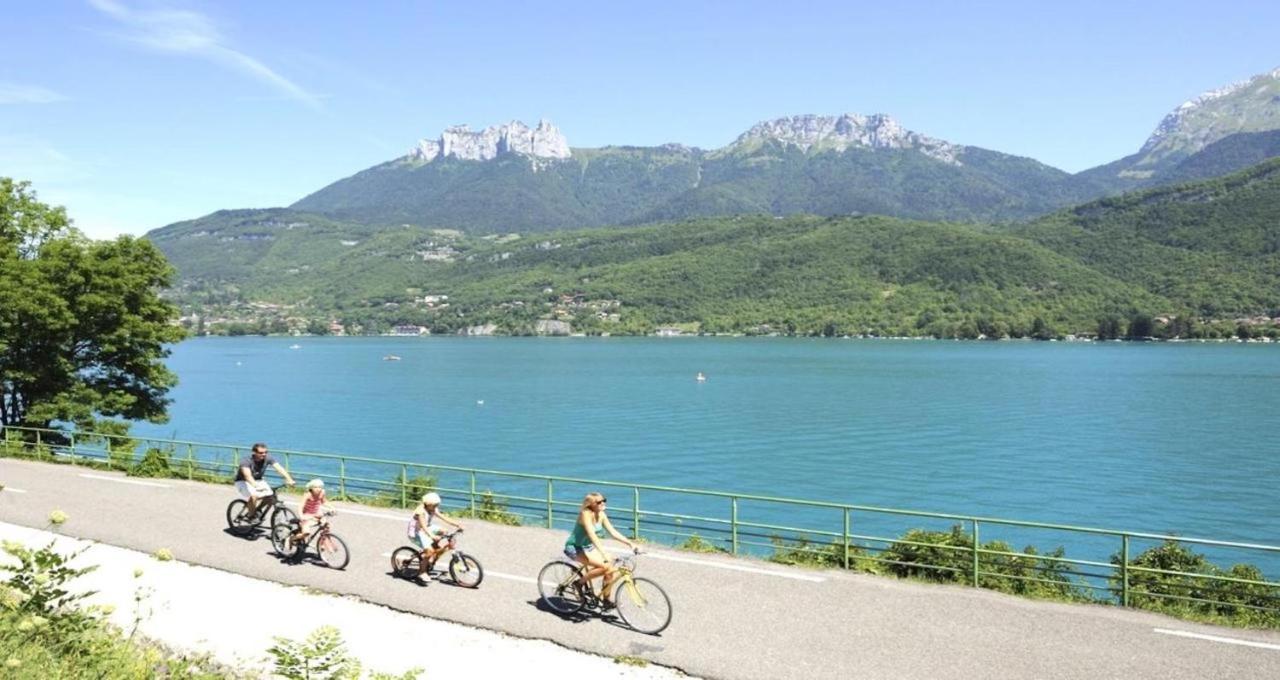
left=145, top=66, right=1280, bottom=335
left=282, top=66, right=1280, bottom=232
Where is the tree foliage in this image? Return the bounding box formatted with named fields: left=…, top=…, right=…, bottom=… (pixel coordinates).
left=0, top=179, right=185, bottom=429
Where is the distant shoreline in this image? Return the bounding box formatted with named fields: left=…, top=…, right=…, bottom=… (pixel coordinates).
left=180, top=333, right=1278, bottom=344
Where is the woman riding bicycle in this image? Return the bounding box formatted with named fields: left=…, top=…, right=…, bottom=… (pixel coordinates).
left=565, top=492, right=638, bottom=608
left=407, top=492, right=463, bottom=578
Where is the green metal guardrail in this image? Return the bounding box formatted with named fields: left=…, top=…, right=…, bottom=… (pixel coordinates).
left=4, top=425, right=1279, bottom=621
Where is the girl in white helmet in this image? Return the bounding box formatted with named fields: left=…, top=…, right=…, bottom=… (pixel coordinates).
left=292, top=478, right=328, bottom=542
left=407, top=491, right=464, bottom=579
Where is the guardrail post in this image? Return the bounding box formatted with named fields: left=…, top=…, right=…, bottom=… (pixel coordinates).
left=339, top=458, right=347, bottom=499
left=400, top=465, right=408, bottom=508
left=35, top=429, right=42, bottom=459
left=972, top=519, right=981, bottom=587
left=546, top=479, right=554, bottom=529
left=843, top=508, right=851, bottom=570
left=187, top=444, right=194, bottom=479
left=731, top=497, right=739, bottom=555
left=632, top=487, right=640, bottom=540
left=469, top=471, right=477, bottom=514
left=1121, top=534, right=1130, bottom=607
left=69, top=432, right=77, bottom=465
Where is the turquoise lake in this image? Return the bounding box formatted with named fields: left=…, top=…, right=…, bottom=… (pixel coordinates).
left=134, top=337, right=1279, bottom=566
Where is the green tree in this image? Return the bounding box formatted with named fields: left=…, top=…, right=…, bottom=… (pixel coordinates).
left=1096, top=316, right=1125, bottom=340
left=0, top=179, right=185, bottom=429
left=1030, top=316, right=1053, bottom=340
left=1127, top=313, right=1155, bottom=339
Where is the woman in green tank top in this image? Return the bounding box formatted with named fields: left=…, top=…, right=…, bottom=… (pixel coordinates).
left=564, top=492, right=639, bottom=607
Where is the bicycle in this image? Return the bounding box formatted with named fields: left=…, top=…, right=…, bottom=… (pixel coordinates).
left=271, top=509, right=350, bottom=570
left=390, top=529, right=484, bottom=588
left=537, top=552, right=672, bottom=634
left=226, top=484, right=297, bottom=535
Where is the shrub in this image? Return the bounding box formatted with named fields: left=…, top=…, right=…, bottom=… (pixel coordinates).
left=129, top=447, right=173, bottom=478
left=0, top=541, right=224, bottom=677
left=0, top=540, right=97, bottom=627
left=975, top=543, right=1088, bottom=601
left=678, top=533, right=727, bottom=554
left=401, top=474, right=438, bottom=505
left=1112, top=540, right=1280, bottom=627
left=268, top=626, right=359, bottom=680
left=374, top=472, right=438, bottom=508
left=880, top=525, right=974, bottom=582
left=455, top=491, right=521, bottom=526
left=268, top=626, right=421, bottom=680
left=767, top=535, right=849, bottom=568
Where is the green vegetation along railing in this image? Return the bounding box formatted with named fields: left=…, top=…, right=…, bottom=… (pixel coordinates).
left=4, top=425, right=1279, bottom=627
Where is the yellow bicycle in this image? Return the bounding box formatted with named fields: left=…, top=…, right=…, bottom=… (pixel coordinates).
left=537, top=552, right=672, bottom=634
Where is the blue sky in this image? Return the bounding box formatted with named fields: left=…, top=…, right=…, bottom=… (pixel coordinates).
left=2, top=0, right=1278, bottom=239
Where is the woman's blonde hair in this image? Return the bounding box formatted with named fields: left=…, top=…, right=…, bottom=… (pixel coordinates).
left=580, top=492, right=605, bottom=512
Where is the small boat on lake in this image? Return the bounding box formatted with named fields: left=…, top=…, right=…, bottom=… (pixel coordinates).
left=383, top=354, right=401, bottom=361
left=289, top=344, right=301, bottom=350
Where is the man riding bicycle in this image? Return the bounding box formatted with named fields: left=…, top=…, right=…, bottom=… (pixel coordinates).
left=236, top=442, right=295, bottom=520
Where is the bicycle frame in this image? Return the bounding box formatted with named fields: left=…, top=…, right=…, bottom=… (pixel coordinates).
left=297, top=512, right=336, bottom=549
left=418, top=530, right=462, bottom=561
left=562, top=554, right=640, bottom=605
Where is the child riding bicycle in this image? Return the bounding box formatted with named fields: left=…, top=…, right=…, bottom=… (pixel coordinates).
left=406, top=492, right=463, bottom=579
left=291, top=479, right=328, bottom=542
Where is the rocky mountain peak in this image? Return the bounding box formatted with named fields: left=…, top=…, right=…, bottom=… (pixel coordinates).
left=408, top=119, right=571, bottom=163
left=729, top=113, right=963, bottom=165
left=1131, top=66, right=1280, bottom=172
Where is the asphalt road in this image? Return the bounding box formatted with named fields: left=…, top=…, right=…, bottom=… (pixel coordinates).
left=2, top=459, right=1278, bottom=679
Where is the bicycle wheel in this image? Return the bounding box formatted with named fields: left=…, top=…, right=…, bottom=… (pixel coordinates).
left=270, top=523, right=296, bottom=557
left=226, top=500, right=251, bottom=532
left=317, top=532, right=350, bottom=570
left=391, top=547, right=421, bottom=579
left=614, top=576, right=672, bottom=635
left=270, top=505, right=298, bottom=530
left=449, top=553, right=484, bottom=588
left=537, top=561, right=587, bottom=615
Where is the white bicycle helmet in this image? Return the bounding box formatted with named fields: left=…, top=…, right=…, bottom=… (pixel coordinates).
left=422, top=492, right=441, bottom=506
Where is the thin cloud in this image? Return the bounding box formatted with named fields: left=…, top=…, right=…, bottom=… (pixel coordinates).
left=0, top=84, right=68, bottom=104
left=87, top=0, right=322, bottom=110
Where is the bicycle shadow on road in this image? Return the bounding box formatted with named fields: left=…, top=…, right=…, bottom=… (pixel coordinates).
left=262, top=550, right=346, bottom=571
left=527, top=598, right=592, bottom=625
left=386, top=570, right=431, bottom=588
left=525, top=600, right=668, bottom=637
left=222, top=527, right=267, bottom=541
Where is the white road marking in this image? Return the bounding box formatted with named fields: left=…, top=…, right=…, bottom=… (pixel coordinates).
left=486, top=570, right=537, bottom=585
left=644, top=551, right=826, bottom=582
left=284, top=504, right=808, bottom=586
left=79, top=474, right=171, bottom=489
left=378, top=553, right=537, bottom=584
left=289, top=505, right=403, bottom=522
left=1154, top=628, right=1280, bottom=651
left=2, top=487, right=27, bottom=493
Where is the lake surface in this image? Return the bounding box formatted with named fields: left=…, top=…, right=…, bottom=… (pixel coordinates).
left=135, top=337, right=1279, bottom=564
